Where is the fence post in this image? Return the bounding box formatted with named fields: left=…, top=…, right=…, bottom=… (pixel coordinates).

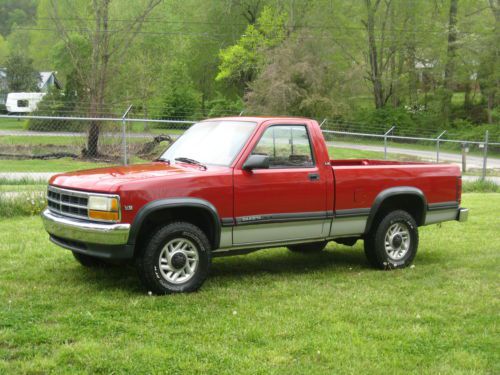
left=482, top=130, right=489, bottom=181
left=436, top=130, right=446, bottom=163
left=461, top=143, right=468, bottom=173
left=122, top=105, right=133, bottom=165
left=384, top=126, right=396, bottom=160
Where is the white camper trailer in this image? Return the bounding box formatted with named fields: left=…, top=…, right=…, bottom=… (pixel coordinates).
left=6, top=92, right=46, bottom=113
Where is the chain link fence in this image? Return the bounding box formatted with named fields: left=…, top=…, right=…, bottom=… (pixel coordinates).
left=0, top=112, right=195, bottom=176
left=321, top=120, right=499, bottom=180
left=0, top=113, right=498, bottom=181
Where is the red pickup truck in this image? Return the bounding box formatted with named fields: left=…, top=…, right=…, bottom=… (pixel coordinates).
left=42, top=117, right=468, bottom=294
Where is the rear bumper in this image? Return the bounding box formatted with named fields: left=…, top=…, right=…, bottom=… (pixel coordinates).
left=457, top=207, right=469, bottom=222
left=42, top=208, right=134, bottom=259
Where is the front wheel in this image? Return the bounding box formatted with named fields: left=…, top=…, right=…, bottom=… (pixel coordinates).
left=364, top=210, right=419, bottom=269
left=135, top=221, right=211, bottom=294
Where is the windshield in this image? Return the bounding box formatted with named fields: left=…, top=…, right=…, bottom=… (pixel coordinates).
left=160, top=120, right=257, bottom=166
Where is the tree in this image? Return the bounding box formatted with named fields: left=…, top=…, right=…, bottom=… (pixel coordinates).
left=441, top=0, right=459, bottom=123
left=216, top=6, right=288, bottom=91
left=0, top=34, right=8, bottom=64
left=0, top=0, right=37, bottom=37
left=228, top=0, right=264, bottom=24
left=5, top=53, right=40, bottom=92
left=478, top=0, right=499, bottom=123
left=159, top=64, right=199, bottom=121
left=50, top=0, right=162, bottom=157
left=406, top=1, right=418, bottom=107
left=245, top=31, right=350, bottom=119
left=362, top=0, right=396, bottom=109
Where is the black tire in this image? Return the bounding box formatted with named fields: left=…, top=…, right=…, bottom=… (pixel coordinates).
left=288, top=241, right=328, bottom=253
left=135, top=221, right=211, bottom=294
left=364, top=210, right=419, bottom=269
left=72, top=251, right=110, bottom=267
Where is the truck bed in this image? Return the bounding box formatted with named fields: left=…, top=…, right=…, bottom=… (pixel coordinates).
left=330, top=159, right=461, bottom=211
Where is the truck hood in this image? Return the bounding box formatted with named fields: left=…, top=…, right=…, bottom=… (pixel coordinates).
left=49, top=162, right=198, bottom=193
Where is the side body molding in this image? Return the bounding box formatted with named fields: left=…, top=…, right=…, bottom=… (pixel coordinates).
left=127, top=198, right=221, bottom=248
left=364, top=186, right=427, bottom=234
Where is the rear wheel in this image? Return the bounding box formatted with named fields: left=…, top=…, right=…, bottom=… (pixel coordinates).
left=288, top=241, right=328, bottom=253
left=135, top=221, right=211, bottom=294
left=364, top=210, right=418, bottom=269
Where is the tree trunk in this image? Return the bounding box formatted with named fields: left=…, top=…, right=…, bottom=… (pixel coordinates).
left=407, top=3, right=418, bottom=106
left=463, top=81, right=472, bottom=110
left=389, top=3, right=397, bottom=107
left=50, top=0, right=162, bottom=157
left=86, top=0, right=111, bottom=158
left=87, top=122, right=100, bottom=156
left=365, top=0, right=384, bottom=109
left=442, top=0, right=459, bottom=123
left=487, top=0, right=499, bottom=124
left=487, top=93, right=494, bottom=124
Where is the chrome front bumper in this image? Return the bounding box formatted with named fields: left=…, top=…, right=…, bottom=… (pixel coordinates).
left=457, top=207, right=469, bottom=222
left=42, top=208, right=130, bottom=245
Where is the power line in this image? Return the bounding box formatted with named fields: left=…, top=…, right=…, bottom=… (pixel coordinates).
left=15, top=26, right=488, bottom=45
left=32, top=16, right=496, bottom=35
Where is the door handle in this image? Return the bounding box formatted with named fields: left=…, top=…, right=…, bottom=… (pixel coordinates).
left=308, top=173, right=320, bottom=181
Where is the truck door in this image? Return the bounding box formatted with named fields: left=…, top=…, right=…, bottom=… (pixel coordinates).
left=233, top=123, right=329, bottom=245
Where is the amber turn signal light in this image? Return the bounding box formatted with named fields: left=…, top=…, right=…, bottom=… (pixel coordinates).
left=88, top=210, right=119, bottom=221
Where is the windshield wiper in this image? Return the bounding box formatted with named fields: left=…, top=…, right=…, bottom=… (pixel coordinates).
left=155, top=157, right=170, bottom=164
left=174, top=157, right=207, bottom=170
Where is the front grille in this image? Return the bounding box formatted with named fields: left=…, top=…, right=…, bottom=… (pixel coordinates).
left=47, top=186, right=89, bottom=220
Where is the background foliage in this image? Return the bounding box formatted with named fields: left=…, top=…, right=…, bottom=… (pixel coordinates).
left=0, top=0, right=498, bottom=137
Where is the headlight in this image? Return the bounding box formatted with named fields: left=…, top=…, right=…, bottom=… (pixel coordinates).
left=88, top=195, right=120, bottom=221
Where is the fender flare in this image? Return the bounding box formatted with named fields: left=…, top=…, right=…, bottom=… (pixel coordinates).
left=127, top=198, right=221, bottom=248
left=364, top=186, right=427, bottom=234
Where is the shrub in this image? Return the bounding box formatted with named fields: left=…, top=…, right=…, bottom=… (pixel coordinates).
left=449, top=120, right=499, bottom=140
left=350, top=106, right=441, bottom=137
left=462, top=179, right=499, bottom=193
left=0, top=192, right=46, bottom=218
left=156, top=63, right=200, bottom=128
left=159, top=85, right=199, bottom=123
left=26, top=88, right=88, bottom=132
left=206, top=97, right=243, bottom=117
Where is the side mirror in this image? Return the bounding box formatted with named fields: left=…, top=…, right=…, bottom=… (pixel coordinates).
left=243, top=154, right=269, bottom=170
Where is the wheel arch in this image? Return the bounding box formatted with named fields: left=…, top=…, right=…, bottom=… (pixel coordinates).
left=128, top=198, right=221, bottom=253
left=364, top=187, right=427, bottom=234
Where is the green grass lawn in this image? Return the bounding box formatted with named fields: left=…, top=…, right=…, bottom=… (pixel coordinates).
left=330, top=146, right=384, bottom=159
left=0, top=158, right=112, bottom=173
left=0, top=184, right=45, bottom=192
left=329, top=146, right=425, bottom=162
left=0, top=134, right=165, bottom=146
left=0, top=148, right=391, bottom=173
left=327, top=136, right=499, bottom=158
left=0, top=119, right=28, bottom=130
left=0, top=193, right=498, bottom=374
left=451, top=91, right=483, bottom=106
left=0, top=135, right=85, bottom=146
left=0, top=118, right=185, bottom=135
left=128, top=121, right=187, bottom=134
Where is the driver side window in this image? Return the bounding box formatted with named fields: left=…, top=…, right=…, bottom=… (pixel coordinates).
left=252, top=125, right=314, bottom=168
